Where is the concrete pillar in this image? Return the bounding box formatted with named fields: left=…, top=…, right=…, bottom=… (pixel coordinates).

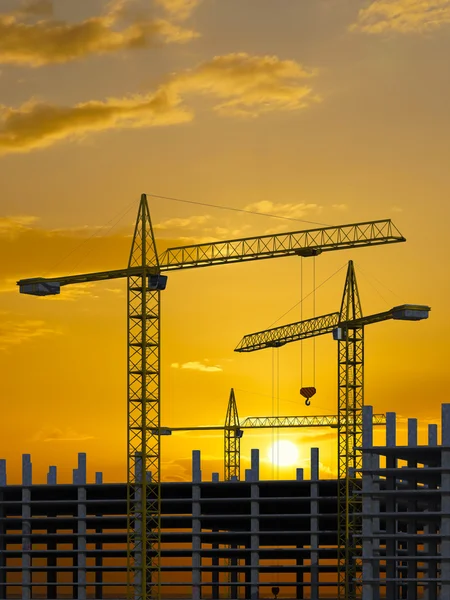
left=0, top=459, right=6, bottom=485
left=212, top=472, right=219, bottom=483
left=408, top=418, right=418, bottom=447
left=428, top=424, right=438, bottom=447
left=385, top=414, right=397, bottom=600
left=0, top=468, right=5, bottom=600
left=362, top=446, right=374, bottom=600
left=372, top=454, right=381, bottom=600
left=22, top=454, right=32, bottom=600
left=77, top=453, right=87, bottom=600
left=134, top=454, right=143, bottom=600
left=296, top=544, right=304, bottom=600
left=362, top=406, right=374, bottom=600
left=211, top=471, right=220, bottom=600
left=440, top=405, right=450, bottom=599
left=95, top=472, right=103, bottom=484
left=296, top=468, right=304, bottom=481
left=46, top=467, right=57, bottom=598
left=245, top=469, right=252, bottom=482
left=407, top=423, right=418, bottom=600
left=192, top=450, right=202, bottom=600
left=310, top=447, right=319, bottom=600
left=363, top=405, right=373, bottom=448
left=386, top=412, right=396, bottom=447
left=47, top=466, right=57, bottom=484
left=250, top=449, right=259, bottom=600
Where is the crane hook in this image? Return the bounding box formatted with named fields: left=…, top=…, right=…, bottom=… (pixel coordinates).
left=300, top=387, right=316, bottom=407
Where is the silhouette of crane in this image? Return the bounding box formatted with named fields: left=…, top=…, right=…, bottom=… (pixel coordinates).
left=235, top=260, right=430, bottom=599
left=17, top=195, right=406, bottom=599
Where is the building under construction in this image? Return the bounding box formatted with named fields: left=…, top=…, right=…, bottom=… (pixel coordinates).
left=8, top=194, right=439, bottom=599
left=0, top=403, right=449, bottom=599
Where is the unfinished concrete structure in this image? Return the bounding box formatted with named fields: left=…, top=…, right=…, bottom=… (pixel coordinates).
left=0, top=404, right=449, bottom=599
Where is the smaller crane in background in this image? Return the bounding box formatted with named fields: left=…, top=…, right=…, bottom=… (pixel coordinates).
left=234, top=260, right=430, bottom=600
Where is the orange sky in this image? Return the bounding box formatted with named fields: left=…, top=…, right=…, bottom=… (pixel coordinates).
left=0, top=0, right=449, bottom=485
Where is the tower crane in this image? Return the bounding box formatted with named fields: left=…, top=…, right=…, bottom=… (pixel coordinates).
left=17, top=194, right=406, bottom=600
left=235, top=260, right=430, bottom=600
left=157, top=388, right=386, bottom=480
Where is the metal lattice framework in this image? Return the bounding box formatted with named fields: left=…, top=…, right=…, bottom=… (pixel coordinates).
left=337, top=262, right=363, bottom=600
left=17, top=197, right=408, bottom=600
left=159, top=220, right=405, bottom=269
left=224, top=388, right=241, bottom=481
left=127, top=198, right=161, bottom=600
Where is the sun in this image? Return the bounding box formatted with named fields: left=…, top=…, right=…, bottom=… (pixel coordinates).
left=267, top=440, right=299, bottom=467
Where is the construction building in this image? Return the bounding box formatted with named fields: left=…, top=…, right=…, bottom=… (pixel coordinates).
left=0, top=403, right=448, bottom=599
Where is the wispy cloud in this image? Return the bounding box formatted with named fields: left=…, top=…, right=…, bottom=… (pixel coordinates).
left=0, top=318, right=61, bottom=350
left=32, top=427, right=94, bottom=442
left=0, top=52, right=319, bottom=155
left=391, top=205, right=403, bottom=213
left=171, top=360, right=223, bottom=372
left=0, top=215, right=39, bottom=237
left=154, top=215, right=211, bottom=230
left=0, top=1, right=197, bottom=67
left=245, top=200, right=323, bottom=220
left=350, top=0, right=450, bottom=34
left=155, top=0, right=203, bottom=21
left=332, top=203, right=349, bottom=211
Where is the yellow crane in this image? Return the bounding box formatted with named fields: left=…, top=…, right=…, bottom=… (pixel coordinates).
left=17, top=194, right=406, bottom=600
left=235, top=260, right=430, bottom=599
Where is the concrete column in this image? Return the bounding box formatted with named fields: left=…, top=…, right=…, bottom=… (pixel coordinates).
left=386, top=412, right=396, bottom=447
left=429, top=424, right=438, bottom=446
left=22, top=454, right=32, bottom=600
left=211, top=470, right=220, bottom=600
left=192, top=450, right=202, bottom=600
left=296, top=468, right=303, bottom=481
left=362, top=406, right=374, bottom=600
left=385, top=413, right=396, bottom=600
left=310, top=447, right=319, bottom=600
left=250, top=449, right=259, bottom=600
left=47, top=466, right=57, bottom=484
left=296, top=544, right=304, bottom=600
left=0, top=459, right=6, bottom=485
left=424, top=424, right=438, bottom=600
left=440, top=405, right=450, bottom=599
left=77, top=453, right=87, bottom=600
left=406, top=421, right=418, bottom=600
left=0, top=480, right=5, bottom=600
left=95, top=472, right=103, bottom=484
left=134, top=454, right=143, bottom=600
left=372, top=454, right=380, bottom=600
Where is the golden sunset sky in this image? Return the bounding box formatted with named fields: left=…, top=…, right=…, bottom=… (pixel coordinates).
left=0, top=0, right=449, bottom=485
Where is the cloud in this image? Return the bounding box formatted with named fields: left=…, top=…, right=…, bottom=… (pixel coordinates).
left=391, top=205, right=403, bottom=213
left=155, top=0, right=202, bottom=20
left=332, top=203, right=348, bottom=211
left=32, top=427, right=94, bottom=442
left=350, top=0, right=450, bottom=34
left=0, top=90, right=192, bottom=154
left=154, top=214, right=211, bottom=230
left=171, top=360, right=223, bottom=372
left=0, top=318, right=61, bottom=350
left=0, top=52, right=319, bottom=155
left=245, top=200, right=323, bottom=220
left=0, top=2, right=198, bottom=67
left=0, top=215, right=39, bottom=237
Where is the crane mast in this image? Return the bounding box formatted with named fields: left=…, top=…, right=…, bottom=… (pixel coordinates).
left=17, top=195, right=407, bottom=600
left=235, top=262, right=429, bottom=600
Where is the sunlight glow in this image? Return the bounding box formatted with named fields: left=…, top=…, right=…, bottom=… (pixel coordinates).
left=267, top=440, right=299, bottom=467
